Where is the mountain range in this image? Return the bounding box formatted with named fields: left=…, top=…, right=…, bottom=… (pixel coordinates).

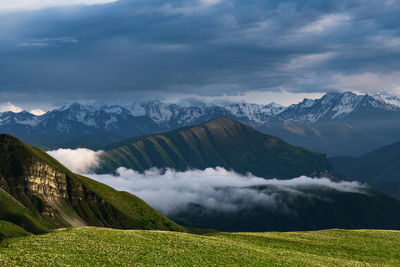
left=0, top=134, right=184, bottom=238
left=1, top=91, right=400, bottom=156
left=330, top=141, right=400, bottom=199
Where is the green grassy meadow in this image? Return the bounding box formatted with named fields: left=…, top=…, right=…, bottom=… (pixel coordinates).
left=0, top=227, right=399, bottom=266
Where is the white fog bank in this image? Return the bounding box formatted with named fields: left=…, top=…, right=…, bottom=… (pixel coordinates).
left=48, top=148, right=367, bottom=215
left=47, top=148, right=104, bottom=173
left=84, top=167, right=366, bottom=215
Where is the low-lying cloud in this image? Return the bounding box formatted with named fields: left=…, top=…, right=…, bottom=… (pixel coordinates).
left=48, top=148, right=367, bottom=216
left=85, top=167, right=366, bottom=216
left=29, top=109, right=46, bottom=116
left=47, top=148, right=103, bottom=173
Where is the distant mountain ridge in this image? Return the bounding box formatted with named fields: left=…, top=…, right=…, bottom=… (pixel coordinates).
left=330, top=141, right=400, bottom=199
left=1, top=91, right=400, bottom=156
left=98, top=117, right=334, bottom=178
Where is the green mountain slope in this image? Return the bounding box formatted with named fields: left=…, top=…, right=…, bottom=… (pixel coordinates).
left=330, top=141, right=400, bottom=199
left=0, top=220, right=31, bottom=241
left=1, top=227, right=400, bottom=266
left=0, top=134, right=184, bottom=235
left=99, top=117, right=333, bottom=179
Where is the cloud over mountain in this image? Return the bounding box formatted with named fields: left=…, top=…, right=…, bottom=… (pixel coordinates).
left=0, top=102, right=23, bottom=113
left=47, top=148, right=104, bottom=173
left=85, top=167, right=366, bottom=215
left=47, top=147, right=365, bottom=216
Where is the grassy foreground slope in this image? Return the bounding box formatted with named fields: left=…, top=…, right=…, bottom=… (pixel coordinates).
left=1, top=228, right=399, bottom=266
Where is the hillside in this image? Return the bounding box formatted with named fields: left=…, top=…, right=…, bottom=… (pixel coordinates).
left=98, top=117, right=333, bottom=179
left=330, top=141, right=400, bottom=199
left=0, top=134, right=184, bottom=237
left=1, top=227, right=400, bottom=266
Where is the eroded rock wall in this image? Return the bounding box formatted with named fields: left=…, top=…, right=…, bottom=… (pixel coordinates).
left=26, top=161, right=69, bottom=201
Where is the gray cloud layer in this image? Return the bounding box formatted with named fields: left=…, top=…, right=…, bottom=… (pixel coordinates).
left=2, top=0, right=400, bottom=103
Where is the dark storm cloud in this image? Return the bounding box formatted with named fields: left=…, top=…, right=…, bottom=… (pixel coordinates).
left=1, top=0, right=400, bottom=102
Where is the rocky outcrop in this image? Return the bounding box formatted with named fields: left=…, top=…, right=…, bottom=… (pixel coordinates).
left=27, top=161, right=69, bottom=200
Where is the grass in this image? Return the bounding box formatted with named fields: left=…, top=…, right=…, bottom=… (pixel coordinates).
left=0, top=227, right=399, bottom=266
left=0, top=189, right=53, bottom=235
left=0, top=221, right=31, bottom=242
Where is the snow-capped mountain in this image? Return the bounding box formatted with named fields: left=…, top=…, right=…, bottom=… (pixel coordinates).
left=373, top=92, right=400, bottom=108
left=275, top=92, right=398, bottom=123
left=1, top=91, right=400, bottom=155
left=1, top=91, right=396, bottom=130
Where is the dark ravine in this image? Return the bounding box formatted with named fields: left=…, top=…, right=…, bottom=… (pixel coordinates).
left=98, top=117, right=334, bottom=179
left=0, top=134, right=184, bottom=239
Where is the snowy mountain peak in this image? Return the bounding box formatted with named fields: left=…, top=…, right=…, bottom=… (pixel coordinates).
left=331, top=92, right=363, bottom=118
left=126, top=103, right=146, bottom=116
left=2, top=91, right=400, bottom=134
left=267, top=102, right=284, bottom=108
left=143, top=101, right=174, bottom=124
left=60, top=102, right=99, bottom=114
left=68, top=102, right=87, bottom=110
left=300, top=98, right=316, bottom=108
left=373, top=92, right=400, bottom=108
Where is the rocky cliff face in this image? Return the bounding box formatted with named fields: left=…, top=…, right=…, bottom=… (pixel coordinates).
left=24, top=161, right=88, bottom=227
left=27, top=161, right=69, bottom=200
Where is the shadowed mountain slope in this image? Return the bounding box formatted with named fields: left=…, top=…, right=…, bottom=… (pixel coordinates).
left=330, top=141, right=400, bottom=199
left=171, top=186, right=400, bottom=232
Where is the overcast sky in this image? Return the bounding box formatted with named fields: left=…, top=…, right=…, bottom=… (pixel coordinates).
left=1, top=0, right=400, bottom=110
